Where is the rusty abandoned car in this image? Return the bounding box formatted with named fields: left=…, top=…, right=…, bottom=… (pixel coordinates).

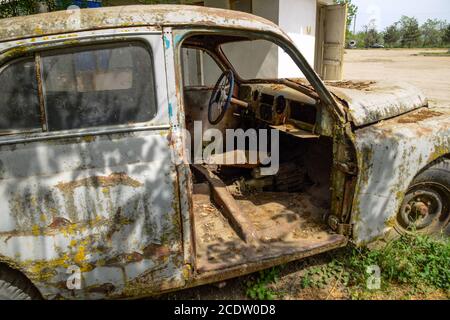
left=0, top=5, right=448, bottom=299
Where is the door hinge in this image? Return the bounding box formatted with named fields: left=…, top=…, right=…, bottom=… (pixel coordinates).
left=328, top=215, right=352, bottom=236
left=334, top=161, right=357, bottom=175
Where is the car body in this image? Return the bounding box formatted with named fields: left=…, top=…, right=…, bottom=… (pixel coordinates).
left=0, top=5, right=448, bottom=299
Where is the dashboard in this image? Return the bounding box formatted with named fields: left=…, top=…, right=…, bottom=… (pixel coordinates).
left=238, top=84, right=333, bottom=137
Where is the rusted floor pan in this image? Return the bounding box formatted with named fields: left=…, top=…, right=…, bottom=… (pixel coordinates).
left=193, top=184, right=346, bottom=273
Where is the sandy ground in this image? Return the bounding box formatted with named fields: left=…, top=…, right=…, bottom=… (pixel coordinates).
left=343, top=48, right=450, bottom=108
left=159, top=48, right=450, bottom=301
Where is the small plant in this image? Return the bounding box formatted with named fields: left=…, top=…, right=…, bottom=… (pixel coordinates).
left=246, top=267, right=280, bottom=300
left=296, top=233, right=449, bottom=299
left=299, top=260, right=350, bottom=290
left=347, top=234, right=450, bottom=291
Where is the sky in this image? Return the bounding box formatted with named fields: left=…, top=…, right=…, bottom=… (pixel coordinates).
left=351, top=0, right=450, bottom=31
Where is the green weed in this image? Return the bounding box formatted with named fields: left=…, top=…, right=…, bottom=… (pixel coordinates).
left=245, top=267, right=280, bottom=300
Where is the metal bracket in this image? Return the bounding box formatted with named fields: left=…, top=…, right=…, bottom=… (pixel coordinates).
left=328, top=215, right=352, bottom=236
left=333, top=160, right=357, bottom=175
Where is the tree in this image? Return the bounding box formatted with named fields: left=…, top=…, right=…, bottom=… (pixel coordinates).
left=443, top=24, right=450, bottom=45
left=353, top=31, right=367, bottom=48
left=334, top=0, right=358, bottom=32
left=383, top=23, right=401, bottom=47
left=399, top=16, right=421, bottom=48
left=421, top=19, right=447, bottom=47
left=363, top=19, right=381, bottom=48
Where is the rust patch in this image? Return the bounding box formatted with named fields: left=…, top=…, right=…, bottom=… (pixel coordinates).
left=105, top=252, right=144, bottom=265
left=143, top=244, right=171, bottom=259
left=56, top=172, right=143, bottom=192
left=396, top=109, right=443, bottom=124
left=325, top=80, right=376, bottom=91
left=81, top=135, right=96, bottom=143
left=104, top=207, right=134, bottom=241
left=0, top=5, right=284, bottom=44
left=48, top=217, right=72, bottom=229
left=87, top=283, right=115, bottom=295
left=270, top=84, right=285, bottom=91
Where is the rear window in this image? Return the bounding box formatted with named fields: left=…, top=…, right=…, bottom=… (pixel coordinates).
left=0, top=58, right=41, bottom=133
left=0, top=41, right=157, bottom=135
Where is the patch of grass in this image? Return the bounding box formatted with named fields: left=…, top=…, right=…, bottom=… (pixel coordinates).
left=296, top=233, right=450, bottom=299
left=245, top=234, right=449, bottom=300
left=300, top=260, right=350, bottom=290
left=245, top=267, right=280, bottom=300
left=347, top=233, right=450, bottom=291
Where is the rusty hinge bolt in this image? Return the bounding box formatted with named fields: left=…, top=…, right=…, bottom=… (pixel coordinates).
left=328, top=215, right=352, bottom=236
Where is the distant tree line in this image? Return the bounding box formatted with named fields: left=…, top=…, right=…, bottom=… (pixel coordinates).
left=350, top=16, right=450, bottom=49
left=334, top=0, right=449, bottom=49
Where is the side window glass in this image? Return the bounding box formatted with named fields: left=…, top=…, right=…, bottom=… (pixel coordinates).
left=0, top=58, right=41, bottom=134
left=41, top=42, right=157, bottom=131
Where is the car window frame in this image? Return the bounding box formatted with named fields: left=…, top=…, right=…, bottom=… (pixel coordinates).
left=38, top=41, right=158, bottom=132
left=0, top=29, right=170, bottom=145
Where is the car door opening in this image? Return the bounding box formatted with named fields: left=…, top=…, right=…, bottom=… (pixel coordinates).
left=179, top=34, right=347, bottom=273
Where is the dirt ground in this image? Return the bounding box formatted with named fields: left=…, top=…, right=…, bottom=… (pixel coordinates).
left=343, top=48, right=450, bottom=108
left=159, top=48, right=450, bottom=301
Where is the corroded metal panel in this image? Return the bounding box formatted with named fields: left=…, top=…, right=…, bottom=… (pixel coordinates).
left=352, top=107, right=450, bottom=244
left=325, top=80, right=428, bottom=127
left=163, top=28, right=195, bottom=274
left=0, top=130, right=184, bottom=299
left=0, top=5, right=285, bottom=43
left=0, top=30, right=185, bottom=299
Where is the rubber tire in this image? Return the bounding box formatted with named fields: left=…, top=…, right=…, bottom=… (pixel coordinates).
left=413, top=158, right=450, bottom=188
left=396, top=158, right=450, bottom=236
left=0, top=265, right=41, bottom=300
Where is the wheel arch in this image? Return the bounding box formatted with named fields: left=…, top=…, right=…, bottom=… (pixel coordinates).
left=0, top=254, right=44, bottom=299
left=413, top=153, right=450, bottom=178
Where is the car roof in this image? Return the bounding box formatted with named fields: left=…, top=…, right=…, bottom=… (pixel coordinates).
left=0, top=5, right=286, bottom=42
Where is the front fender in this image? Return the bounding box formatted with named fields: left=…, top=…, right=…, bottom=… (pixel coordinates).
left=351, top=107, right=450, bottom=245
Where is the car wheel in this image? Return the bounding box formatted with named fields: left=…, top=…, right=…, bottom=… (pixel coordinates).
left=395, top=158, right=450, bottom=237
left=0, top=265, right=41, bottom=300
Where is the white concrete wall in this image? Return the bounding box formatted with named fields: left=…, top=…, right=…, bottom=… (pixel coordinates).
left=278, top=0, right=317, bottom=78
left=202, top=0, right=229, bottom=84
left=221, top=39, right=279, bottom=79
left=202, top=0, right=280, bottom=80
left=191, top=0, right=319, bottom=80
left=252, top=0, right=279, bottom=25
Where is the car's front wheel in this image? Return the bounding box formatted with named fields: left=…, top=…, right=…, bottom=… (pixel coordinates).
left=395, top=158, right=450, bottom=237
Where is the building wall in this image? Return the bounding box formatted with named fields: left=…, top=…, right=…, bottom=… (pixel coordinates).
left=201, top=0, right=317, bottom=79
left=201, top=0, right=279, bottom=82
left=278, top=0, right=317, bottom=78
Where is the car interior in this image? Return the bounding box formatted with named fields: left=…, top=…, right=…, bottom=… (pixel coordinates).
left=180, top=34, right=347, bottom=273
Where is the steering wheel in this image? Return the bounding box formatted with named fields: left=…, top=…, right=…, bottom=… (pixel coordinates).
left=208, top=70, right=235, bottom=125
